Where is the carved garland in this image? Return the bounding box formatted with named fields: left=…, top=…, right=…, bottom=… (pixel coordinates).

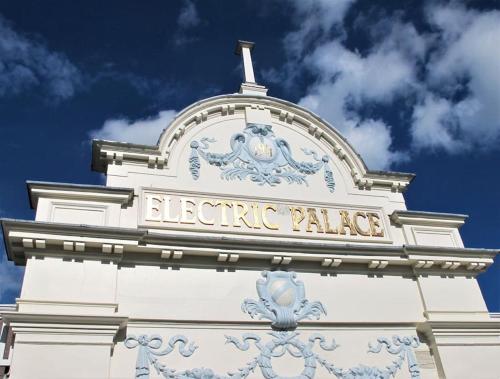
left=189, top=123, right=335, bottom=192
left=126, top=271, right=421, bottom=379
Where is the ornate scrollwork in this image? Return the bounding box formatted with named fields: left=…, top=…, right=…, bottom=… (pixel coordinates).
left=225, top=331, right=338, bottom=379
left=125, top=271, right=422, bottom=379
left=367, top=336, right=421, bottom=378
left=189, top=123, right=335, bottom=192
left=124, top=334, right=198, bottom=378
left=241, top=271, right=326, bottom=330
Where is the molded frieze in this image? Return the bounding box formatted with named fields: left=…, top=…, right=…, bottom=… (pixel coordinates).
left=126, top=271, right=421, bottom=379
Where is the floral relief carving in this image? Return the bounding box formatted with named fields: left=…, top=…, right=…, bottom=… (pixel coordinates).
left=126, top=271, right=421, bottom=379
left=189, top=123, right=335, bottom=192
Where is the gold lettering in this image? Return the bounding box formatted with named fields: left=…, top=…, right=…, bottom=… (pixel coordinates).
left=198, top=199, right=215, bottom=225
left=145, top=194, right=162, bottom=221
left=146, top=193, right=384, bottom=239
left=262, top=204, right=279, bottom=230
left=353, top=212, right=370, bottom=236
left=367, top=212, right=384, bottom=237
left=320, top=208, right=337, bottom=234
left=180, top=197, right=196, bottom=224
left=338, top=210, right=357, bottom=236
left=289, top=207, right=306, bottom=231
left=306, top=208, right=324, bottom=233
left=251, top=203, right=262, bottom=229
left=215, top=200, right=233, bottom=226
left=232, top=201, right=253, bottom=228
left=162, top=196, right=180, bottom=223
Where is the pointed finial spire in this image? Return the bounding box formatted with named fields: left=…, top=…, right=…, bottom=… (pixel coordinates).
left=235, top=40, right=268, bottom=96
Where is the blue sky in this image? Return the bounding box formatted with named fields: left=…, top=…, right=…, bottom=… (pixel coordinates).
left=0, top=0, right=499, bottom=309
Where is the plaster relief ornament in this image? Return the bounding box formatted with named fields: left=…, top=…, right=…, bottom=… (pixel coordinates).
left=189, top=123, right=335, bottom=192
left=241, top=271, right=326, bottom=330
left=126, top=271, right=421, bottom=379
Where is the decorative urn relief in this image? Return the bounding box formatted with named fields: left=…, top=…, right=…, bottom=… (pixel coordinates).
left=126, top=271, right=421, bottom=379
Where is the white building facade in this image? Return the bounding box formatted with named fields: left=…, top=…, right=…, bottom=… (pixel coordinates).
left=1, top=42, right=499, bottom=379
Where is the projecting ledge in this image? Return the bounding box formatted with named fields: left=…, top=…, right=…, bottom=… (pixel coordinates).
left=27, top=180, right=135, bottom=208
left=2, top=218, right=497, bottom=273
left=16, top=299, right=119, bottom=316
left=1, top=312, right=128, bottom=345
left=391, top=210, right=468, bottom=228
left=417, top=319, right=500, bottom=346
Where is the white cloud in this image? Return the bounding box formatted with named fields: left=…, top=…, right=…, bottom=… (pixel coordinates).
left=0, top=15, right=82, bottom=100
left=413, top=5, right=500, bottom=150
left=284, top=0, right=355, bottom=57
left=411, top=94, right=463, bottom=152
left=174, top=0, right=201, bottom=46
left=368, top=17, right=429, bottom=63
left=177, top=0, right=200, bottom=29
left=275, top=1, right=500, bottom=168
left=304, top=40, right=416, bottom=106
left=295, top=28, right=419, bottom=169
left=269, top=1, right=424, bottom=169
left=426, top=3, right=475, bottom=42
left=90, top=110, right=177, bottom=145
left=344, top=119, right=408, bottom=169
left=301, top=82, right=407, bottom=169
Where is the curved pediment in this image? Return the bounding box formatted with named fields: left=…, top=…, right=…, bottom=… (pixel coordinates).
left=160, top=94, right=411, bottom=193
left=94, top=94, right=414, bottom=199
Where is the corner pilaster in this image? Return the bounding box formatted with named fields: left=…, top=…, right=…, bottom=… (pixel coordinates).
left=2, top=312, right=127, bottom=379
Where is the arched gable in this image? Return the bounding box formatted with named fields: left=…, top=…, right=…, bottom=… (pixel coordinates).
left=155, top=94, right=413, bottom=195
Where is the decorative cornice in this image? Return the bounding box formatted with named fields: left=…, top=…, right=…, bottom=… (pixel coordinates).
left=2, top=219, right=496, bottom=275
left=0, top=305, right=16, bottom=315
left=1, top=312, right=128, bottom=346
left=391, top=210, right=468, bottom=228
left=423, top=319, right=500, bottom=329
left=1, top=218, right=145, bottom=264
left=91, top=139, right=164, bottom=172
left=27, top=180, right=134, bottom=208
left=0, top=312, right=127, bottom=328
left=125, top=319, right=422, bottom=329
left=423, top=310, right=491, bottom=322
left=418, top=319, right=500, bottom=346
left=15, top=299, right=119, bottom=316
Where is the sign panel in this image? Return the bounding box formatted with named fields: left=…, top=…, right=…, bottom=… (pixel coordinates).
left=139, top=188, right=392, bottom=243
